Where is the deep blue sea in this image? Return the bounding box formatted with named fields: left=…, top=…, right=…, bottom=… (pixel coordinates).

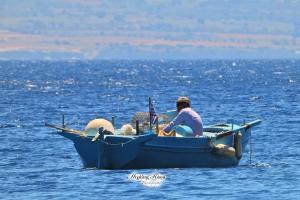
left=0, top=60, right=299, bottom=199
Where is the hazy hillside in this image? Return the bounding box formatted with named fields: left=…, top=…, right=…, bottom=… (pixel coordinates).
left=0, top=0, right=299, bottom=59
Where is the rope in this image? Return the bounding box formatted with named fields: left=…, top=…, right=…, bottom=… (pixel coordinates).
left=249, top=130, right=252, bottom=165
left=98, top=136, right=137, bottom=146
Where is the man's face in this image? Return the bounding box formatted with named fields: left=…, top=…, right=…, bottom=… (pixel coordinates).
left=176, top=103, right=184, bottom=112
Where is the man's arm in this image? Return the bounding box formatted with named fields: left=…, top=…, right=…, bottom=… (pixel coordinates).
left=163, top=111, right=185, bottom=133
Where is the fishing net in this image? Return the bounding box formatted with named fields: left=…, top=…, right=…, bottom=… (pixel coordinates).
left=131, top=112, right=170, bottom=131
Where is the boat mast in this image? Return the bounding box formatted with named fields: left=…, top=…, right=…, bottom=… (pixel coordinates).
left=149, top=97, right=152, bottom=129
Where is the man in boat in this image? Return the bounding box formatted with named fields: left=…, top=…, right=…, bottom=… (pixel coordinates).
left=162, top=96, right=203, bottom=137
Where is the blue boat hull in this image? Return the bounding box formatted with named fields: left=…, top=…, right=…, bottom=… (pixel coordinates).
left=55, top=121, right=259, bottom=169
left=72, top=137, right=240, bottom=169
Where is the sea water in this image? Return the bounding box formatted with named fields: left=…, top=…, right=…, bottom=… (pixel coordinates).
left=0, top=60, right=299, bottom=199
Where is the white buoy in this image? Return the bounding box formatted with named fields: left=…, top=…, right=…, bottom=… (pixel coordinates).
left=85, top=118, right=115, bottom=136
left=120, top=124, right=136, bottom=135
left=215, top=144, right=236, bottom=157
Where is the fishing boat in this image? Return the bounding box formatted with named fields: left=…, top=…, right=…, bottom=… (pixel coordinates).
left=46, top=110, right=261, bottom=169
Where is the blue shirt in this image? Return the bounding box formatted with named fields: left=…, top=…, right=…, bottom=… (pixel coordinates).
left=163, top=108, right=203, bottom=136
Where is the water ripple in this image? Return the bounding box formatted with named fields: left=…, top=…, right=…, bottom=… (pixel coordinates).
left=0, top=60, right=299, bottom=199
